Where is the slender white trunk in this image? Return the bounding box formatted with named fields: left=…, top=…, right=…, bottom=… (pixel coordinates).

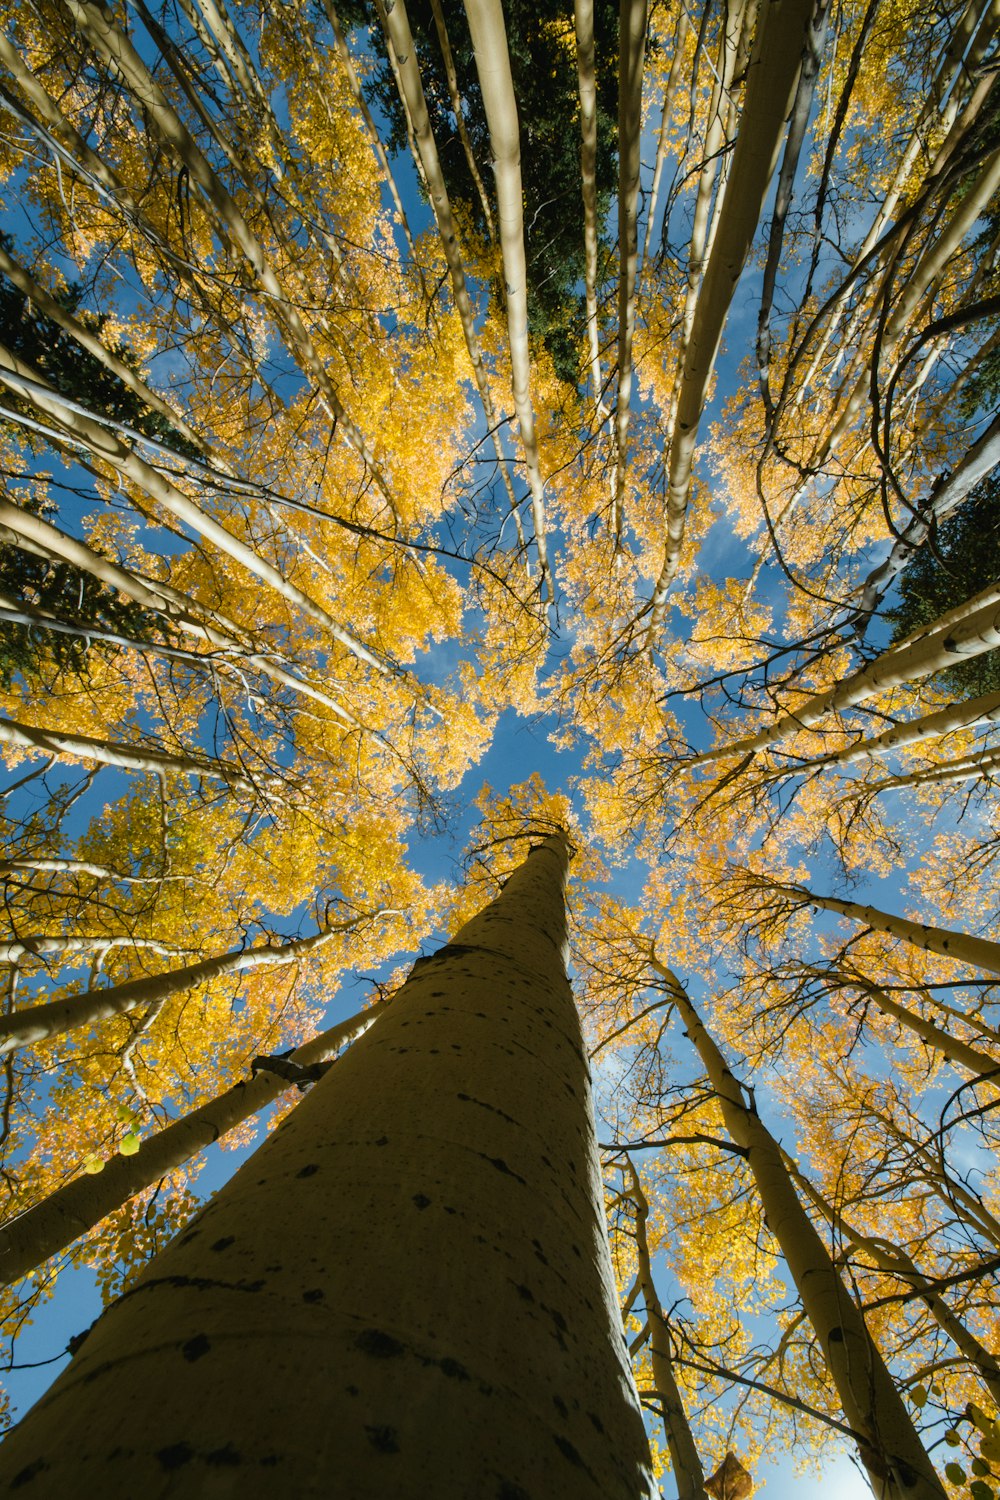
left=0, top=935, right=190, bottom=965
left=802, top=690, right=1000, bottom=769
left=374, top=0, right=523, bottom=532
left=464, top=0, right=552, bottom=599
left=62, top=1, right=403, bottom=522
left=786, top=1156, right=1000, bottom=1409
left=427, top=0, right=495, bottom=239
left=0, top=714, right=255, bottom=793
left=640, top=9, right=690, bottom=270
left=858, top=410, right=1000, bottom=616
left=783, top=884, right=1000, bottom=976
left=0, top=1000, right=386, bottom=1284
left=625, top=1158, right=707, bottom=1498
left=321, top=0, right=426, bottom=280
left=654, top=959, right=946, bottom=1500
left=689, top=585, right=1000, bottom=767
left=646, top=0, right=815, bottom=622
left=0, top=925, right=345, bottom=1056
left=575, top=0, right=604, bottom=410
left=0, top=241, right=203, bottom=454
left=0, top=836, right=655, bottom=1497
left=613, top=0, right=648, bottom=544
left=853, top=976, right=1000, bottom=1078
left=0, top=348, right=391, bottom=676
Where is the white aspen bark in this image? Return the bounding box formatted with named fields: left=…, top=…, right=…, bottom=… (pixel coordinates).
left=0, top=349, right=391, bottom=676
left=857, top=743, right=1000, bottom=796
left=0, top=1000, right=386, bottom=1285
left=773, top=138, right=1000, bottom=537
left=653, top=959, right=946, bottom=1500
left=853, top=0, right=998, bottom=265
left=809, top=690, right=1000, bottom=769
left=0, top=493, right=187, bottom=622
left=858, top=410, right=1000, bottom=617
left=0, top=859, right=128, bottom=881
left=780, top=884, right=1000, bottom=976
left=427, top=0, right=495, bottom=239
left=786, top=1159, right=1000, bottom=1409
left=0, top=925, right=343, bottom=1057
left=843, top=1081, right=1000, bottom=1250
left=0, top=835, right=655, bottom=1497
left=0, top=935, right=189, bottom=965
left=0, top=37, right=134, bottom=209
left=756, top=0, right=829, bottom=404
left=63, top=1, right=403, bottom=523
left=0, top=494, right=359, bottom=724
left=640, top=7, right=690, bottom=269
left=625, top=1158, right=707, bottom=1499
left=788, top=0, right=996, bottom=398
left=679, top=0, right=746, bottom=350
left=374, top=0, right=523, bottom=534
left=646, top=0, right=815, bottom=624
left=687, top=587, right=1000, bottom=767
left=321, top=0, right=412, bottom=245
left=463, top=0, right=552, bottom=599
left=574, top=0, right=604, bottom=410
left=0, top=242, right=204, bottom=454
left=613, top=0, right=648, bottom=545
left=0, top=714, right=255, bottom=793
left=853, top=977, right=1000, bottom=1079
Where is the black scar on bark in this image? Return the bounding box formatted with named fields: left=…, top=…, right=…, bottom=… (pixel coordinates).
left=302, top=1288, right=324, bottom=1303
left=206, top=1444, right=241, bottom=1466
left=355, top=1328, right=405, bottom=1358
left=364, top=1425, right=400, bottom=1454
left=155, top=1442, right=195, bottom=1471
left=412, top=1193, right=431, bottom=1209
left=181, top=1333, right=211, bottom=1362
left=296, top=1163, right=319, bottom=1178
left=10, top=1458, right=49, bottom=1488
left=554, top=1435, right=589, bottom=1471
left=211, top=1236, right=235, bottom=1252
left=484, top=1155, right=527, bottom=1185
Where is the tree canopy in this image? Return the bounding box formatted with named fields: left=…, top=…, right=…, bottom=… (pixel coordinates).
left=0, top=0, right=999, bottom=1493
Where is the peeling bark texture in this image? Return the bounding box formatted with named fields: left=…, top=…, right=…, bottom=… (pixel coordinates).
left=0, top=834, right=655, bottom=1499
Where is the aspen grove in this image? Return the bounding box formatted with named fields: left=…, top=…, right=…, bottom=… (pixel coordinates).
left=0, top=0, right=997, bottom=1494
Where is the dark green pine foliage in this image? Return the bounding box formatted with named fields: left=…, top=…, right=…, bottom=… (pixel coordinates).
left=0, top=250, right=192, bottom=684
left=337, top=0, right=620, bottom=383
left=885, top=473, right=1000, bottom=698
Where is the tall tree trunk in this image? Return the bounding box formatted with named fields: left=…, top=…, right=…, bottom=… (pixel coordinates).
left=0, top=924, right=347, bottom=1056
left=464, top=0, right=552, bottom=600
left=624, top=1156, right=708, bottom=1499
left=689, top=583, right=1000, bottom=767
left=646, top=0, right=816, bottom=623
left=0, top=998, right=387, bottom=1285
left=0, top=835, right=655, bottom=1499
left=783, top=1154, right=1000, bottom=1409
left=774, top=884, right=1000, bottom=976
left=652, top=957, right=946, bottom=1500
